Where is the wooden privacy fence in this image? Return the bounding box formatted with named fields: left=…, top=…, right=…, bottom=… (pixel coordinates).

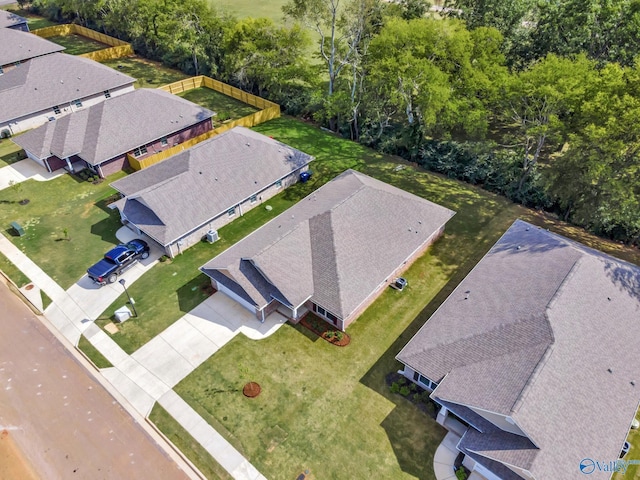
left=128, top=76, right=281, bottom=171
left=32, top=24, right=133, bottom=61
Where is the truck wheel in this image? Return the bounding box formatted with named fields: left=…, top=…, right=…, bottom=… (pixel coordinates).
left=141, top=251, right=149, bottom=259
left=107, top=273, right=118, bottom=284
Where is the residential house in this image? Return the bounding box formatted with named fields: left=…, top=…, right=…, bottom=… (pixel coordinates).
left=0, top=52, right=135, bottom=136
left=0, top=10, right=29, bottom=31
left=14, top=88, right=214, bottom=176
left=0, top=28, right=64, bottom=73
left=201, top=169, right=455, bottom=330
left=396, top=219, right=640, bottom=480
left=110, top=127, right=313, bottom=257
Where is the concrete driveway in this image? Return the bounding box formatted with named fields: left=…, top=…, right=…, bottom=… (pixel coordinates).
left=65, top=227, right=163, bottom=321
left=0, top=159, right=62, bottom=191
left=131, top=293, right=287, bottom=389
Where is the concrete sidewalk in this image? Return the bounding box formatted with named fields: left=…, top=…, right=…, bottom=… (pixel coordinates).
left=0, top=230, right=275, bottom=480
left=0, top=159, right=62, bottom=191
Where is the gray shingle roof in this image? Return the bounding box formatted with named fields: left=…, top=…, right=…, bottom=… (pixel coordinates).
left=201, top=169, right=455, bottom=319
left=0, top=52, right=135, bottom=124
left=397, top=219, right=640, bottom=479
left=111, top=127, right=313, bottom=246
left=13, top=88, right=213, bottom=165
left=0, top=28, right=64, bottom=66
left=0, top=10, right=27, bottom=28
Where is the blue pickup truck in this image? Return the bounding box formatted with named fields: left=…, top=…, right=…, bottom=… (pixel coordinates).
left=87, top=239, right=150, bottom=286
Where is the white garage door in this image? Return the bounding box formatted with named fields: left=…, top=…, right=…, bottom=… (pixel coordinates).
left=216, top=282, right=256, bottom=314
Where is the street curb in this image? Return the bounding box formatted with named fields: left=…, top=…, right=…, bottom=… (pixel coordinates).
left=145, top=416, right=208, bottom=480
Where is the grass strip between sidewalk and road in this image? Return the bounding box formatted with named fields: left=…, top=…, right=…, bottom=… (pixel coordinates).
left=77, top=335, right=113, bottom=369
left=149, top=403, right=232, bottom=480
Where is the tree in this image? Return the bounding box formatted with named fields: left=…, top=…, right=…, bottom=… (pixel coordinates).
left=501, top=54, right=597, bottom=197
left=222, top=18, right=311, bottom=100
left=526, top=0, right=640, bottom=66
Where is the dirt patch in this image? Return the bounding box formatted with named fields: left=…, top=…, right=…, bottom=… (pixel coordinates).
left=0, top=430, right=39, bottom=480
left=300, top=317, right=351, bottom=346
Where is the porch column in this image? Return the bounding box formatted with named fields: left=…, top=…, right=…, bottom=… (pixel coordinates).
left=64, top=157, right=73, bottom=172
left=436, top=406, right=449, bottom=427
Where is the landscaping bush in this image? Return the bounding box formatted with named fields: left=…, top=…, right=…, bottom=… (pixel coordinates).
left=399, top=386, right=411, bottom=397
left=456, top=467, right=468, bottom=480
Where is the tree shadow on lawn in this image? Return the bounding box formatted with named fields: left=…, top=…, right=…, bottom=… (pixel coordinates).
left=177, top=274, right=215, bottom=314
left=358, top=228, right=507, bottom=478
left=90, top=214, right=122, bottom=244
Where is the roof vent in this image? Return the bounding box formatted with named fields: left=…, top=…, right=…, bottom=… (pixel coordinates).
left=408, top=227, right=412, bottom=232
left=607, top=297, right=611, bottom=301
left=214, top=177, right=218, bottom=181
left=608, top=368, right=613, bottom=373
left=246, top=142, right=250, bottom=147
left=60, top=80, right=64, bottom=84
left=464, top=290, right=470, bottom=300
left=516, top=245, right=521, bottom=250
left=418, top=221, right=422, bottom=224
left=632, top=381, right=636, bottom=386
left=526, top=227, right=530, bottom=231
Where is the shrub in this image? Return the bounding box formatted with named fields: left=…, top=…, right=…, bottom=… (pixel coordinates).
left=399, top=386, right=411, bottom=397
left=390, top=382, right=400, bottom=394
left=335, top=331, right=344, bottom=341
left=159, top=255, right=169, bottom=263
left=455, top=467, right=468, bottom=480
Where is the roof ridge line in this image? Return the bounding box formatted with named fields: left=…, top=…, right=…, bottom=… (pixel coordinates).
left=509, top=256, right=584, bottom=416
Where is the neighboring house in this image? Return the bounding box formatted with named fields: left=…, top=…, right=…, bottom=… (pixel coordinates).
left=0, top=9, right=29, bottom=31
left=396, top=219, right=640, bottom=480
left=0, top=28, right=64, bottom=73
left=13, top=88, right=214, bottom=177
left=201, top=169, right=455, bottom=330
left=110, top=127, right=314, bottom=257
left=0, top=52, right=135, bottom=136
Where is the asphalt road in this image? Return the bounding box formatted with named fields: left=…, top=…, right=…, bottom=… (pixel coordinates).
left=0, top=281, right=189, bottom=480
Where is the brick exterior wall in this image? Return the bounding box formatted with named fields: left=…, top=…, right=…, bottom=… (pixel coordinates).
left=95, top=118, right=213, bottom=178
left=45, top=155, right=66, bottom=172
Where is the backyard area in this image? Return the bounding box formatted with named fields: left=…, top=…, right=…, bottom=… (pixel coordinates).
left=178, top=87, right=259, bottom=126
left=0, top=138, right=25, bottom=168
left=0, top=172, right=126, bottom=289
left=100, top=56, right=188, bottom=89
left=46, top=33, right=108, bottom=55
left=5, top=8, right=58, bottom=30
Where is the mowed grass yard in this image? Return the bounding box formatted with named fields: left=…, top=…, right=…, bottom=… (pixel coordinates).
left=178, top=88, right=259, bottom=126
left=0, top=138, right=24, bottom=168
left=47, top=34, right=108, bottom=55
left=0, top=172, right=125, bottom=289
left=100, top=56, right=188, bottom=89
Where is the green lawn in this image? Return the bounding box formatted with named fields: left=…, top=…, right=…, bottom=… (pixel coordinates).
left=177, top=88, right=259, bottom=126
left=100, top=56, right=188, bottom=89
left=0, top=172, right=125, bottom=289
left=149, top=404, right=231, bottom=480
left=77, top=334, right=113, bottom=369
left=0, top=251, right=31, bottom=288
left=209, top=0, right=289, bottom=23
left=47, top=33, right=108, bottom=55
left=5, top=8, right=59, bottom=30
left=0, top=139, right=25, bottom=168
left=164, top=119, right=525, bottom=480
left=94, top=192, right=307, bottom=354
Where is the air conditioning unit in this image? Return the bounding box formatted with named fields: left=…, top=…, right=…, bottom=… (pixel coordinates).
left=206, top=229, right=219, bottom=243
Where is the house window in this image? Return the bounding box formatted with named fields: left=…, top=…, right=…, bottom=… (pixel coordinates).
left=160, top=137, right=168, bottom=147
left=104, top=90, right=111, bottom=98
left=0, top=66, right=3, bottom=75
left=326, top=311, right=338, bottom=324
left=414, top=373, right=438, bottom=390
left=227, top=207, right=236, bottom=217
left=133, top=146, right=148, bottom=157
left=276, top=179, right=283, bottom=188
left=53, top=105, right=61, bottom=115
left=74, top=99, right=83, bottom=108
left=250, top=195, right=257, bottom=204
